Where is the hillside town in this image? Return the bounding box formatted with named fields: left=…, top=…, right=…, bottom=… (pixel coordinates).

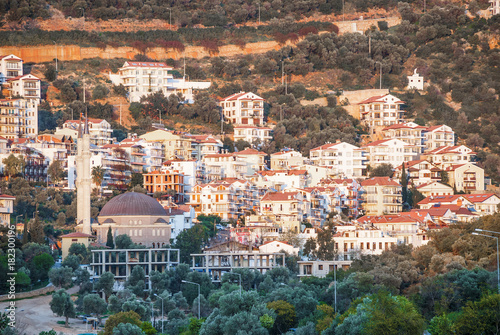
left=0, top=1, right=499, bottom=332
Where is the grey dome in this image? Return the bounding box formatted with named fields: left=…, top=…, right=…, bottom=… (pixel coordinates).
left=99, top=192, right=167, bottom=216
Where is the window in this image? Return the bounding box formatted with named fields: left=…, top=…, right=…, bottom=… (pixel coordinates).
left=318, top=265, right=323, bottom=270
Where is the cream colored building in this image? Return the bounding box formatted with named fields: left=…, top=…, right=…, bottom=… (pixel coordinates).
left=363, top=138, right=419, bottom=168
left=358, top=94, right=405, bottom=131
left=233, top=125, right=272, bottom=144
left=0, top=194, right=15, bottom=227
left=61, top=232, right=96, bottom=260
left=7, top=74, right=41, bottom=102
left=220, top=92, right=265, bottom=126
left=260, top=191, right=309, bottom=233
left=417, top=181, right=454, bottom=197
left=140, top=129, right=193, bottom=160
left=424, top=145, right=475, bottom=169
left=270, top=150, right=305, bottom=170
left=0, top=99, right=38, bottom=139
left=58, top=118, right=113, bottom=146
left=309, top=141, right=367, bottom=178
left=444, top=162, right=485, bottom=192
left=361, top=177, right=402, bottom=215
left=0, top=54, right=22, bottom=83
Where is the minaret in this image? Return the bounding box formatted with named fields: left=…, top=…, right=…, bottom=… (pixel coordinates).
left=76, top=113, right=92, bottom=235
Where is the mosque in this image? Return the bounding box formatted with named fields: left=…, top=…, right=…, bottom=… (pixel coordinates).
left=62, top=116, right=171, bottom=259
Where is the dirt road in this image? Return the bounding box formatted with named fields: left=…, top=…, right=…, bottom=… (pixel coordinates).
left=0, top=286, right=96, bottom=335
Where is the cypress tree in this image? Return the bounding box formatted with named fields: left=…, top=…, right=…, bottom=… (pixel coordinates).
left=400, top=162, right=409, bottom=210
left=106, top=227, right=114, bottom=249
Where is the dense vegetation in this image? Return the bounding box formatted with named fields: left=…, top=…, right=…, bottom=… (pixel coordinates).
left=1, top=0, right=396, bottom=25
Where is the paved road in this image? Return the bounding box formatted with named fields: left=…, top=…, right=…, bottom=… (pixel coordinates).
left=0, top=286, right=95, bottom=335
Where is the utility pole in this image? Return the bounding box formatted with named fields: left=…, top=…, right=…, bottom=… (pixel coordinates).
left=258, top=3, right=261, bottom=26
left=368, top=35, right=371, bottom=57
left=52, top=41, right=58, bottom=72
left=280, top=105, right=283, bottom=122
left=281, top=60, right=284, bottom=86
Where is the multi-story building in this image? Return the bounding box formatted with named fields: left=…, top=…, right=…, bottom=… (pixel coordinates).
left=143, top=170, right=185, bottom=203
left=317, top=178, right=364, bottom=218
left=233, top=125, right=272, bottom=145
left=0, top=98, right=38, bottom=139
left=363, top=138, right=419, bottom=168
left=423, top=125, right=454, bottom=151
left=220, top=92, right=265, bottom=126
left=234, top=148, right=267, bottom=175
left=109, top=61, right=211, bottom=103
left=270, top=150, right=304, bottom=170
left=358, top=94, right=405, bottom=130
left=382, top=123, right=426, bottom=154
left=140, top=129, right=193, bottom=160
left=7, top=74, right=41, bottom=102
left=57, top=118, right=113, bottom=146
left=0, top=54, right=22, bottom=83
left=260, top=191, right=309, bottom=233
left=188, top=134, right=222, bottom=160
left=444, top=162, right=485, bottom=192
left=253, top=170, right=309, bottom=190
left=361, top=176, right=402, bottom=215
left=187, top=179, right=239, bottom=221
left=309, top=141, right=367, bottom=178
left=424, top=145, right=475, bottom=169
left=202, top=153, right=247, bottom=181
left=356, top=214, right=425, bottom=246
left=416, top=181, right=454, bottom=197
left=393, top=160, right=442, bottom=186
left=407, top=69, right=424, bottom=90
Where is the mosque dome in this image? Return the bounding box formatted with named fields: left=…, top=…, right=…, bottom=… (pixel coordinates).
left=99, top=192, right=167, bottom=217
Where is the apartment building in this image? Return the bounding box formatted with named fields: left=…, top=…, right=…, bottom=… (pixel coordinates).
left=317, top=178, right=364, bottom=218
left=270, top=150, right=304, bottom=170
left=188, top=134, right=222, bottom=160
left=260, top=191, right=309, bottom=233
left=416, top=181, right=454, bottom=197
left=253, top=170, right=309, bottom=190
left=382, top=123, right=426, bottom=154
left=358, top=94, right=405, bottom=130
left=140, top=129, right=193, bottom=160
left=363, top=138, right=419, bottom=168
left=489, top=0, right=500, bottom=15
left=0, top=98, right=38, bottom=139
left=393, top=160, right=442, bottom=186
left=233, top=125, right=272, bottom=144
left=234, top=148, right=267, bottom=175
left=309, top=141, right=367, bottom=178
left=356, top=214, right=425, bottom=246
left=0, top=54, right=22, bottom=83
left=424, top=145, right=475, bottom=169
left=220, top=92, right=265, bottom=126
left=188, top=179, right=239, bottom=221
left=109, top=61, right=211, bottom=103
left=57, top=118, right=113, bottom=146
left=423, top=125, right=454, bottom=151
left=143, top=170, right=185, bottom=203
left=444, top=162, right=485, bottom=192
left=202, top=153, right=247, bottom=180
left=0, top=193, right=15, bottom=227
left=361, top=177, right=402, bottom=215
left=7, top=74, right=41, bottom=102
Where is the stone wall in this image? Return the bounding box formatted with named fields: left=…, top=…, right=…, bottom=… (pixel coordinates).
left=0, top=17, right=400, bottom=64
left=0, top=284, right=55, bottom=302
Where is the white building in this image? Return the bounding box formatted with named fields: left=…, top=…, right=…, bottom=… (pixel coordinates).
left=424, top=145, right=475, bottom=169
left=7, top=74, right=41, bottom=102
left=363, top=138, right=419, bottom=168
left=423, top=125, right=455, bottom=151
left=270, top=150, right=305, bottom=170
left=188, top=134, right=223, bottom=160
left=163, top=160, right=197, bottom=195
left=57, top=118, right=113, bottom=146
left=220, top=92, right=265, bottom=126
left=309, top=141, right=367, bottom=178
left=358, top=94, right=405, bottom=130
left=407, top=69, right=424, bottom=90
left=202, top=153, right=247, bottom=180
left=166, top=205, right=195, bottom=241
left=109, top=61, right=211, bottom=103
left=233, top=125, right=272, bottom=145
left=489, top=0, right=500, bottom=15
left=0, top=54, right=22, bottom=84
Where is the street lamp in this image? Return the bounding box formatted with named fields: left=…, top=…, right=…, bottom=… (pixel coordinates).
left=473, top=231, right=500, bottom=294
left=80, top=8, right=85, bottom=30
left=32, top=210, right=39, bottom=219
left=375, top=61, right=383, bottom=90
left=157, top=109, right=162, bottom=124
left=231, top=271, right=242, bottom=297
left=154, top=294, right=164, bottom=334
left=182, top=280, right=200, bottom=318
left=16, top=214, right=23, bottom=225
left=52, top=41, right=58, bottom=72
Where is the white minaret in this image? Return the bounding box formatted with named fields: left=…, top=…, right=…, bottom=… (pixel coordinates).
left=76, top=115, right=92, bottom=234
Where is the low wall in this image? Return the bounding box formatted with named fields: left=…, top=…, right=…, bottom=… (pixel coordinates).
left=0, top=17, right=400, bottom=64
left=0, top=284, right=54, bottom=302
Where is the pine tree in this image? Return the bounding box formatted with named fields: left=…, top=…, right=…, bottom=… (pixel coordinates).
left=106, top=227, right=114, bottom=249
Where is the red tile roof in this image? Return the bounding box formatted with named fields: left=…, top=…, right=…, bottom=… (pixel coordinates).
left=358, top=94, right=404, bottom=105
left=221, top=92, right=264, bottom=101
left=124, top=61, right=171, bottom=68
left=261, top=192, right=300, bottom=202
left=235, top=148, right=267, bottom=155
left=357, top=214, right=421, bottom=224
